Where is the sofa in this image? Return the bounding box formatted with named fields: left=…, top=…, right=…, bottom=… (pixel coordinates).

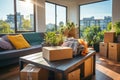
left=0, top=32, right=44, bottom=67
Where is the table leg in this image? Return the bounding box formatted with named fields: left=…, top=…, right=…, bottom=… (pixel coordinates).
left=93, top=54, right=96, bottom=75
left=80, top=62, right=85, bottom=78
left=19, top=60, right=24, bottom=70
left=62, top=73, right=68, bottom=80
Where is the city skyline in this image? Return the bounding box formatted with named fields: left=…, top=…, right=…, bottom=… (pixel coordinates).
left=0, top=0, right=33, bottom=20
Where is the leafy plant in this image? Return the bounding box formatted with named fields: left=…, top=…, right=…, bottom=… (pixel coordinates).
left=66, top=21, right=76, bottom=31
left=44, top=31, right=64, bottom=46
left=107, top=22, right=112, bottom=31
left=82, top=26, right=104, bottom=46
left=113, top=21, right=120, bottom=35
left=58, top=21, right=77, bottom=37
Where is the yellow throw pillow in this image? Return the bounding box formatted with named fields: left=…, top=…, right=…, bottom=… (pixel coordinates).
left=7, top=34, right=30, bottom=49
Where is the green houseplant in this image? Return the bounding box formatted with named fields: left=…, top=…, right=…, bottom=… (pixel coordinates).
left=44, top=31, right=64, bottom=46
left=59, top=21, right=78, bottom=38
left=113, top=21, right=120, bottom=42
left=82, top=26, right=104, bottom=52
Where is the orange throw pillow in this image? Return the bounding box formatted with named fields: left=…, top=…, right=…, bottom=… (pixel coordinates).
left=7, top=34, right=30, bottom=49
left=78, top=39, right=88, bottom=56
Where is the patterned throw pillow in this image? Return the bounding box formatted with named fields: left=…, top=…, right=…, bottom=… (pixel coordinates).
left=62, top=38, right=84, bottom=56
left=0, top=38, right=13, bottom=50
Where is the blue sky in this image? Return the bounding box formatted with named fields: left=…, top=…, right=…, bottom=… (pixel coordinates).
left=0, top=0, right=14, bottom=20
left=80, top=0, right=112, bottom=20
left=0, top=0, right=112, bottom=21
left=0, top=0, right=33, bottom=20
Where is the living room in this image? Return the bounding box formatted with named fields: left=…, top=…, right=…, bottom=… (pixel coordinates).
left=0, top=0, right=120, bottom=80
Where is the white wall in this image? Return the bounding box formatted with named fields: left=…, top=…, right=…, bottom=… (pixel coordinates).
left=67, top=2, right=79, bottom=26
left=35, top=0, right=112, bottom=32
left=76, top=0, right=102, bottom=5
left=112, top=0, right=120, bottom=23
left=36, top=0, right=46, bottom=32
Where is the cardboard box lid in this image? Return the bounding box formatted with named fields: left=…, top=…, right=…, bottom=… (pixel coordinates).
left=21, top=64, right=40, bottom=73
left=43, top=46, right=72, bottom=50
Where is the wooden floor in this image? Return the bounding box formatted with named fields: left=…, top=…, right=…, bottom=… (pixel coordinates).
left=0, top=53, right=120, bottom=80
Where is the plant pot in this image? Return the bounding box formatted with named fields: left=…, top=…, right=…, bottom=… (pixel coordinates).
left=93, top=43, right=99, bottom=52
left=117, top=35, right=120, bottom=43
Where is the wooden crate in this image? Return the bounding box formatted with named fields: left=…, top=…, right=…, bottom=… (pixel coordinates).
left=42, top=46, right=73, bottom=61
left=20, top=64, right=49, bottom=80
left=84, top=57, right=93, bottom=77
left=55, top=68, right=80, bottom=80
left=108, top=43, right=120, bottom=61
left=104, top=32, right=115, bottom=43
left=99, top=42, right=108, bottom=57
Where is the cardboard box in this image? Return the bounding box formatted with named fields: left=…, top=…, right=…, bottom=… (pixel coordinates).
left=20, top=64, right=49, bottom=80
left=55, top=68, right=80, bottom=80
left=104, top=32, right=115, bottom=43
left=99, top=42, right=108, bottom=57
left=108, top=43, right=120, bottom=61
left=42, top=46, right=73, bottom=61
left=84, top=57, right=93, bottom=77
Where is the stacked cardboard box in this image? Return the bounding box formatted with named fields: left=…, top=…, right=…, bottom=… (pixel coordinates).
left=100, top=32, right=120, bottom=61
left=99, top=42, right=108, bottom=57
left=20, top=64, right=49, bottom=80
left=108, top=43, right=120, bottom=61
left=100, top=32, right=115, bottom=58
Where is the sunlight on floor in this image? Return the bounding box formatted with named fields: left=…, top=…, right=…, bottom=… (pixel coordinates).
left=96, top=63, right=120, bottom=80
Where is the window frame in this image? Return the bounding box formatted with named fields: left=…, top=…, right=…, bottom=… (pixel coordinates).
left=79, top=0, right=112, bottom=37
left=14, top=0, right=36, bottom=33
left=45, top=1, right=67, bottom=30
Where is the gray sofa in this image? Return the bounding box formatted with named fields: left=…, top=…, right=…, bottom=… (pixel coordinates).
left=0, top=32, right=44, bottom=67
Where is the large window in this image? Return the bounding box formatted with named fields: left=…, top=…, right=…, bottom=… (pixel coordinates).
left=16, top=0, right=35, bottom=32
left=80, top=0, right=112, bottom=36
left=0, top=0, right=15, bottom=33
left=45, top=2, right=67, bottom=31
left=0, top=0, right=35, bottom=33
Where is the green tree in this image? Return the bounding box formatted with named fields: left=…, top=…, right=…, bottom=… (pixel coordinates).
left=22, top=19, right=32, bottom=30
left=0, top=20, right=14, bottom=33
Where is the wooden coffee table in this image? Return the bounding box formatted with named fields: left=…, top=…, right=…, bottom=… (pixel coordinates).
left=19, top=50, right=96, bottom=80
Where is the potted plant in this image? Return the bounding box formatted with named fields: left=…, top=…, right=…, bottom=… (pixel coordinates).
left=113, top=21, right=120, bottom=42
left=44, top=31, right=64, bottom=46
left=59, top=21, right=78, bottom=38
left=82, top=26, right=104, bottom=52
left=107, top=22, right=112, bottom=31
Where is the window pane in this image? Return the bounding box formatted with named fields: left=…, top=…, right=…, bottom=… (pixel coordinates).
left=57, top=5, right=66, bottom=29
left=0, top=0, right=15, bottom=33
left=16, top=0, right=34, bottom=31
left=46, top=2, right=55, bottom=32
left=80, top=0, right=112, bottom=36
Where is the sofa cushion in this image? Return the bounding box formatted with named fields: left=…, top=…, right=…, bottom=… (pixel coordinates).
left=0, top=38, right=13, bottom=50
left=8, top=34, right=31, bottom=49
left=23, top=32, right=44, bottom=46
left=0, top=45, right=42, bottom=60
